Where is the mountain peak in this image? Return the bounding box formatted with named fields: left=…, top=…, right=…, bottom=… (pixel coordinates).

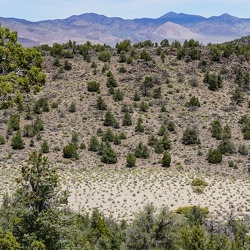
left=220, top=13, right=232, bottom=17
left=209, top=13, right=239, bottom=22
left=159, top=12, right=178, bottom=18
left=158, top=12, right=206, bottom=24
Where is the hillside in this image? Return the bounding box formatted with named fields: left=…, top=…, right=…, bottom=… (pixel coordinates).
left=1, top=24, right=250, bottom=249
left=1, top=38, right=250, bottom=171
left=0, top=34, right=250, bottom=192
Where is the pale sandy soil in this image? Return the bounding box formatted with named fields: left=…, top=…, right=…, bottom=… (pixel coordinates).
left=60, top=166, right=250, bottom=221
left=1, top=164, right=249, bottom=221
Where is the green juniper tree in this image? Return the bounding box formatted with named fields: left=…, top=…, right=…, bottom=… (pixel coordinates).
left=3, top=152, right=69, bottom=249
left=11, top=130, right=25, bottom=149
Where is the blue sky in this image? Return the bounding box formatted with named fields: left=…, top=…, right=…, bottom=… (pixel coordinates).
left=1, top=0, right=249, bottom=21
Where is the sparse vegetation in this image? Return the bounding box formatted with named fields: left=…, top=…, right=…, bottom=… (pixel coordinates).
left=1, top=25, right=250, bottom=249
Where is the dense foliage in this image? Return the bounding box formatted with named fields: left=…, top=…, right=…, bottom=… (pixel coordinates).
left=0, top=24, right=46, bottom=109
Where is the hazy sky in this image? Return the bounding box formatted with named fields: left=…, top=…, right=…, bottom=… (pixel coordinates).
left=1, top=0, right=249, bottom=21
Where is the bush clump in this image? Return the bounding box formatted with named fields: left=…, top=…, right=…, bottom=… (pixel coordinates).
left=98, top=50, right=111, bottom=62
left=191, top=177, right=208, bottom=194
left=87, top=81, right=100, bottom=92
left=103, top=110, right=117, bottom=127
left=243, top=129, right=250, bottom=140
left=100, top=142, right=117, bottom=164
left=63, top=144, right=79, bottom=159
left=182, top=127, right=199, bottom=145
left=191, top=178, right=208, bottom=187
left=7, top=114, right=20, bottom=134
left=135, top=141, right=150, bottom=159
left=126, top=153, right=136, bottom=168
left=40, top=140, right=49, bottom=153
left=162, top=151, right=171, bottom=167
left=11, top=130, right=25, bottom=150
left=88, top=136, right=100, bottom=152
left=176, top=206, right=209, bottom=216
left=0, top=134, right=6, bottom=145
left=185, top=96, right=200, bottom=108
left=207, top=148, right=222, bottom=164
left=217, top=139, right=235, bottom=155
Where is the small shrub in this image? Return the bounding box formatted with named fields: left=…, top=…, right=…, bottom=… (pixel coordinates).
left=140, top=49, right=151, bottom=61
left=191, top=178, right=208, bottom=187
left=135, top=118, right=144, bottom=133
left=23, top=125, right=35, bottom=138
left=126, top=153, right=136, bottom=167
left=147, top=134, right=158, bottom=146
left=162, top=151, right=171, bottom=167
left=218, top=139, right=235, bottom=154
left=51, top=102, right=58, bottom=109
left=0, top=134, right=6, bottom=145
left=41, top=140, right=49, bottom=153
left=210, top=119, right=222, bottom=140
left=64, top=60, right=72, bottom=70
left=11, top=130, right=25, bottom=150
left=63, top=144, right=79, bottom=159
left=191, top=177, right=208, bottom=194
left=153, top=87, right=161, bottom=99
left=119, top=131, right=127, bottom=140
left=204, top=72, right=222, bottom=91
left=222, top=124, right=231, bottom=139
left=122, top=112, right=132, bottom=126
left=243, top=129, right=250, bottom=140
left=182, top=127, right=199, bottom=145
left=88, top=136, right=100, bottom=152
left=121, top=103, right=133, bottom=113
left=135, top=141, right=150, bottom=159
left=176, top=206, right=209, bottom=216
left=160, top=132, right=172, bottom=150
left=118, top=67, right=127, bottom=73
left=34, top=98, right=50, bottom=114
left=185, top=96, right=200, bottom=107
left=207, top=148, right=222, bottom=164
left=106, top=75, right=118, bottom=88
left=71, top=131, right=78, bottom=147
left=87, top=81, right=100, bottom=92
left=157, top=124, right=167, bottom=136
left=113, top=89, right=124, bottom=102
left=238, top=144, right=248, bottom=155
left=30, top=139, right=35, bottom=147
left=126, top=56, right=133, bottom=64
left=100, top=142, right=117, bottom=164
left=98, top=50, right=111, bottom=62
left=33, top=117, right=44, bottom=134
left=167, top=120, right=175, bottom=132
left=228, top=160, right=237, bottom=169
left=161, top=106, right=167, bottom=112
left=113, top=134, right=121, bottom=145
left=103, top=110, right=117, bottom=127
left=133, top=92, right=141, bottom=101
left=154, top=140, right=165, bottom=154
left=79, top=142, right=86, bottom=150
left=8, top=114, right=20, bottom=133
left=96, top=96, right=107, bottom=110
left=139, top=101, right=149, bottom=112
left=102, top=128, right=115, bottom=142
left=68, top=102, right=76, bottom=113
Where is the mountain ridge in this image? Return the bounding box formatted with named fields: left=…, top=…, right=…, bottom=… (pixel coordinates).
left=1, top=12, right=250, bottom=46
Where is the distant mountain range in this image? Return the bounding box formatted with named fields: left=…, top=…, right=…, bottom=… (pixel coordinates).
left=1, top=12, right=250, bottom=47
